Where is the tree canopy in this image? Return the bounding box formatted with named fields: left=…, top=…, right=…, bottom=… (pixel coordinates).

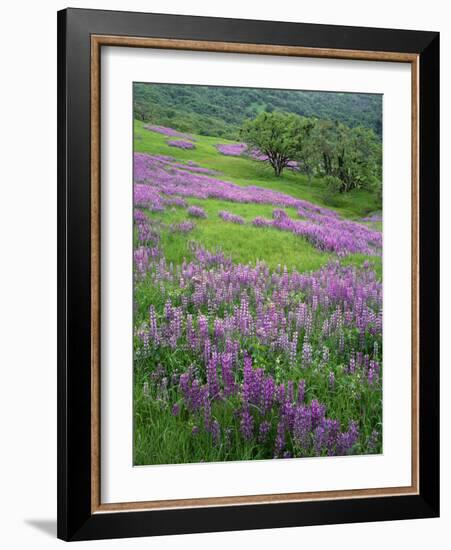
left=133, top=83, right=382, bottom=140
left=313, top=120, right=382, bottom=193
left=240, top=112, right=382, bottom=195
left=240, top=112, right=302, bottom=176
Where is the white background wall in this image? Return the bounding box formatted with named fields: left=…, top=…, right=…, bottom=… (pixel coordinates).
left=0, top=0, right=448, bottom=547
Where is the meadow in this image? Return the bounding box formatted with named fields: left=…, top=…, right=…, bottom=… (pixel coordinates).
left=133, top=119, right=382, bottom=465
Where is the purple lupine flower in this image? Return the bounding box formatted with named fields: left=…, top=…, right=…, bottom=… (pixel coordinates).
left=137, top=222, right=152, bottom=243
left=293, top=405, right=312, bottom=449
left=281, top=401, right=296, bottom=431
left=167, top=139, right=196, bottom=150
left=162, top=196, right=188, bottom=207
left=145, top=125, right=195, bottom=140
left=252, top=216, right=273, bottom=228
left=210, top=419, right=221, bottom=445
left=187, top=205, right=207, bottom=218
left=289, top=332, right=298, bottom=367
left=221, top=352, right=235, bottom=397
left=214, top=318, right=225, bottom=340
left=134, top=246, right=152, bottom=278
left=361, top=213, right=382, bottom=222
left=313, top=423, right=327, bottom=454
left=171, top=403, right=180, bottom=416
left=310, top=399, right=326, bottom=428
left=272, top=209, right=289, bottom=221
left=329, top=371, right=335, bottom=389
left=134, top=209, right=148, bottom=223
left=207, top=353, right=219, bottom=399
left=242, top=354, right=253, bottom=405
left=216, top=143, right=247, bottom=156
left=192, top=381, right=208, bottom=412
left=240, top=409, right=254, bottom=440
left=179, top=372, right=190, bottom=395
left=348, top=353, right=356, bottom=374
left=274, top=421, right=286, bottom=457
left=277, top=383, right=286, bottom=404
left=373, top=341, right=379, bottom=359
left=262, top=376, right=276, bottom=412
left=336, top=421, right=359, bottom=455
left=258, top=421, right=271, bottom=442
left=297, top=380, right=306, bottom=404
left=148, top=305, right=159, bottom=344
left=302, top=341, right=313, bottom=367
left=170, top=220, right=196, bottom=233
left=218, top=210, right=245, bottom=224
left=191, top=243, right=232, bottom=267
left=339, top=331, right=345, bottom=353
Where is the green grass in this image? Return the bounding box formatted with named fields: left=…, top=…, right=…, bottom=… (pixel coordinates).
left=146, top=199, right=382, bottom=278
left=148, top=199, right=332, bottom=272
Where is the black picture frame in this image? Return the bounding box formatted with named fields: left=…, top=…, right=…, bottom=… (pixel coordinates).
left=57, top=7, right=439, bottom=541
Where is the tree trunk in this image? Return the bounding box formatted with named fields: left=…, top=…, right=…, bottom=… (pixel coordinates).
left=272, top=159, right=283, bottom=177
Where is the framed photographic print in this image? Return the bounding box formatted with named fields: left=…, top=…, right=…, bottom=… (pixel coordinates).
left=57, top=8, right=439, bottom=541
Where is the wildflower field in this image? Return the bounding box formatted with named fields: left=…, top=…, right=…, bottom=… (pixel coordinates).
left=133, top=114, right=382, bottom=466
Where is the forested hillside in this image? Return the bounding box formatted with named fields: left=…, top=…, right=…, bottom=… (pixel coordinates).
left=133, top=83, right=382, bottom=140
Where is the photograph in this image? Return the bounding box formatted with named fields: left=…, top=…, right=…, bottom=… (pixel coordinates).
left=132, top=83, right=383, bottom=466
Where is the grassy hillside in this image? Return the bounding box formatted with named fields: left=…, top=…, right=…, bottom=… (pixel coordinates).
left=134, top=119, right=381, bottom=277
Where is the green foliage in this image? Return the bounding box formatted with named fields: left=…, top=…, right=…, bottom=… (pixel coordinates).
left=290, top=116, right=318, bottom=184
left=240, top=112, right=303, bottom=176
left=239, top=112, right=382, bottom=199
left=314, top=120, right=382, bottom=193
left=133, top=83, right=383, bottom=139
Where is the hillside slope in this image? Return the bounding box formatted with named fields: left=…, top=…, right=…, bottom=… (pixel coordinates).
left=134, top=83, right=382, bottom=139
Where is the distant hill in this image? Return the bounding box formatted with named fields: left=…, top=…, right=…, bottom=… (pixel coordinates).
left=133, top=83, right=382, bottom=140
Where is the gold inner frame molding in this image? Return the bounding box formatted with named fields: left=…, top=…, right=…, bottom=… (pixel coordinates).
left=90, top=35, right=420, bottom=514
